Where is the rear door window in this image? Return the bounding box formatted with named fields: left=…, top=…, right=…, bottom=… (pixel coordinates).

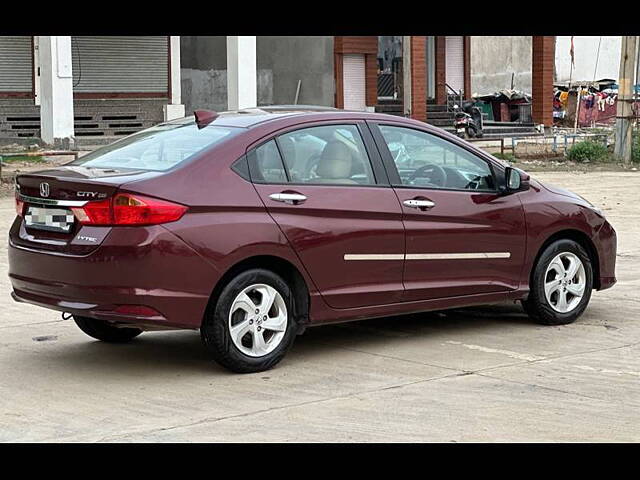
left=276, top=125, right=376, bottom=185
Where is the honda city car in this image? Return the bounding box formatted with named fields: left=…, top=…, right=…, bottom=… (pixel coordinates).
left=8, top=107, right=617, bottom=372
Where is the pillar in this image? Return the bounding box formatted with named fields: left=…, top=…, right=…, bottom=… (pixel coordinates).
left=435, top=36, right=447, bottom=105
left=532, top=36, right=555, bottom=126
left=38, top=36, right=74, bottom=148
left=226, top=36, right=257, bottom=110
left=463, top=36, right=471, bottom=99
left=164, top=36, right=185, bottom=120
left=410, top=36, right=427, bottom=122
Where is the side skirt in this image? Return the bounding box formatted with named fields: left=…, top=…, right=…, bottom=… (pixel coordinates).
left=308, top=289, right=528, bottom=325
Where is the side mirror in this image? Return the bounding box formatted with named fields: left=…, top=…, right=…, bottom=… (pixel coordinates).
left=501, top=166, right=530, bottom=194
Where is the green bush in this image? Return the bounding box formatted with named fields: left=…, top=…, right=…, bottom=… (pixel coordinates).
left=633, top=133, right=640, bottom=163
left=566, top=140, right=610, bottom=163
left=492, top=152, right=516, bottom=162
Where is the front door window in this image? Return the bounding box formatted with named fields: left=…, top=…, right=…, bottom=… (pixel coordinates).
left=378, top=125, right=495, bottom=191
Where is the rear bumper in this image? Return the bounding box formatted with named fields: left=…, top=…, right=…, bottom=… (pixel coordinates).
left=8, top=224, right=220, bottom=329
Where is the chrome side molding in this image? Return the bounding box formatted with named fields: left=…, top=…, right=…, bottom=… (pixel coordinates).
left=344, top=252, right=512, bottom=261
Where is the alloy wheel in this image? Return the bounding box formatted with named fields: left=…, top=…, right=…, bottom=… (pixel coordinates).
left=544, top=252, right=587, bottom=313
left=228, top=284, right=288, bottom=357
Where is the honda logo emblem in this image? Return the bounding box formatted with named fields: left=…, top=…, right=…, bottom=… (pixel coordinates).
left=39, top=182, right=50, bottom=198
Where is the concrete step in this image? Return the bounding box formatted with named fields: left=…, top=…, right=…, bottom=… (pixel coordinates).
left=427, top=112, right=490, bottom=121
left=483, top=126, right=538, bottom=134
left=484, top=121, right=535, bottom=127
left=426, top=112, right=455, bottom=120
left=480, top=131, right=544, bottom=139
left=375, top=104, right=403, bottom=113
left=427, top=119, right=455, bottom=127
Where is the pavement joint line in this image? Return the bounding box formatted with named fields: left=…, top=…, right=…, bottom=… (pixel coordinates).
left=90, top=342, right=640, bottom=441
left=94, top=369, right=471, bottom=442
left=309, top=340, right=465, bottom=373
left=310, top=335, right=639, bottom=379
left=474, top=371, right=640, bottom=407
left=468, top=340, right=640, bottom=377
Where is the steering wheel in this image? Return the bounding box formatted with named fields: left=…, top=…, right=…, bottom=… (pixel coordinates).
left=408, top=163, right=447, bottom=187
left=464, top=175, right=483, bottom=190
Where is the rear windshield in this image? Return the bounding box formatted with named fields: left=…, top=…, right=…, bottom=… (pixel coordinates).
left=69, top=121, right=240, bottom=172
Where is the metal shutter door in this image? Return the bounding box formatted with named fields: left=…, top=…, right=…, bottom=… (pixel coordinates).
left=0, top=36, right=32, bottom=93
left=71, top=36, right=168, bottom=94
left=445, top=36, right=464, bottom=94
left=343, top=54, right=366, bottom=111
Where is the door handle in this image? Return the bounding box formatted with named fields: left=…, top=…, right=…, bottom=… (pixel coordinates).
left=269, top=192, right=307, bottom=205
left=403, top=199, right=435, bottom=209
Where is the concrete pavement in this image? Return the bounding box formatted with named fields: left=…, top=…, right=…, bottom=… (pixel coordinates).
left=1, top=171, right=639, bottom=442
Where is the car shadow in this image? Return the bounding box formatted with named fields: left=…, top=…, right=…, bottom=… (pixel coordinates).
left=32, top=303, right=531, bottom=378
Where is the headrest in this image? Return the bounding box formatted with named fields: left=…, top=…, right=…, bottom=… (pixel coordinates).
left=316, top=141, right=352, bottom=179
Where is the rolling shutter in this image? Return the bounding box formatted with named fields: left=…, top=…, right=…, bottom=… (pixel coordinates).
left=0, top=36, right=33, bottom=93
left=343, top=54, right=366, bottom=111
left=445, top=36, right=464, bottom=94
left=71, top=36, right=168, bottom=94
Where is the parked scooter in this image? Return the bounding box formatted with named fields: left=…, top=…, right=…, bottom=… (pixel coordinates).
left=453, top=101, right=483, bottom=139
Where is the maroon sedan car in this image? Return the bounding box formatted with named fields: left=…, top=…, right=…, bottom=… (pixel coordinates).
left=8, top=107, right=617, bottom=372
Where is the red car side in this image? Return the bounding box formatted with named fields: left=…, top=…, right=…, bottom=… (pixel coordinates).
left=8, top=108, right=617, bottom=372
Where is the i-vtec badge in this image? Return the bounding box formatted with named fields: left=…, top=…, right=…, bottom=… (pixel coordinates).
left=77, top=191, right=107, bottom=199
left=76, top=235, right=97, bottom=243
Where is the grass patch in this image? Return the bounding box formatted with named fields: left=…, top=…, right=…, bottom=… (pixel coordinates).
left=0, top=155, right=44, bottom=164
left=566, top=140, right=610, bottom=163
left=492, top=152, right=516, bottom=162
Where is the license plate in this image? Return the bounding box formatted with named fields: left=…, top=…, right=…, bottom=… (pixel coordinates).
left=456, top=128, right=465, bottom=133
left=24, top=206, right=75, bottom=233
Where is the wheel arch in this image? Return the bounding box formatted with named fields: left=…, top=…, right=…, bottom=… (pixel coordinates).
left=531, top=229, right=601, bottom=289
left=204, top=255, right=311, bottom=329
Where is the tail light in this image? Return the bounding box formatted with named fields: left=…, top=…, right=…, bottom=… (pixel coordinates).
left=71, top=193, right=187, bottom=226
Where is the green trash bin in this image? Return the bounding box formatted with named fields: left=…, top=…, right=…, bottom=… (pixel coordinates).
left=474, top=101, right=494, bottom=121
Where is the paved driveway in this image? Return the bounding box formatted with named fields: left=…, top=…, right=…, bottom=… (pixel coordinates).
left=1, top=171, right=639, bottom=442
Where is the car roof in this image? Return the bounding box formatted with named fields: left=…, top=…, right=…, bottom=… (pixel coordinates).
left=170, top=105, right=429, bottom=130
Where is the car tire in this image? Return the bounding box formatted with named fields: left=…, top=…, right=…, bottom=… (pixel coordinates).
left=73, top=316, right=143, bottom=342
left=201, top=269, right=297, bottom=373
left=522, top=239, right=593, bottom=325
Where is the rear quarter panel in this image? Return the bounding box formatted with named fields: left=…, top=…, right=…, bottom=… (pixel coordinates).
left=120, top=137, right=322, bottom=315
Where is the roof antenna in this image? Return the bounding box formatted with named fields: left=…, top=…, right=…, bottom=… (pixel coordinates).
left=194, top=109, right=218, bottom=128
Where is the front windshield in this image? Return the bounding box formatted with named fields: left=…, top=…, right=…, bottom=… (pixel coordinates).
left=69, top=120, right=240, bottom=172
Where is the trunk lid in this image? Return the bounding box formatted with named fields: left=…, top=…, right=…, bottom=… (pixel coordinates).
left=12, top=166, right=161, bottom=255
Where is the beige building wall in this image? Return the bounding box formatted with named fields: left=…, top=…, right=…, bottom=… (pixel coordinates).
left=470, top=36, right=532, bottom=96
